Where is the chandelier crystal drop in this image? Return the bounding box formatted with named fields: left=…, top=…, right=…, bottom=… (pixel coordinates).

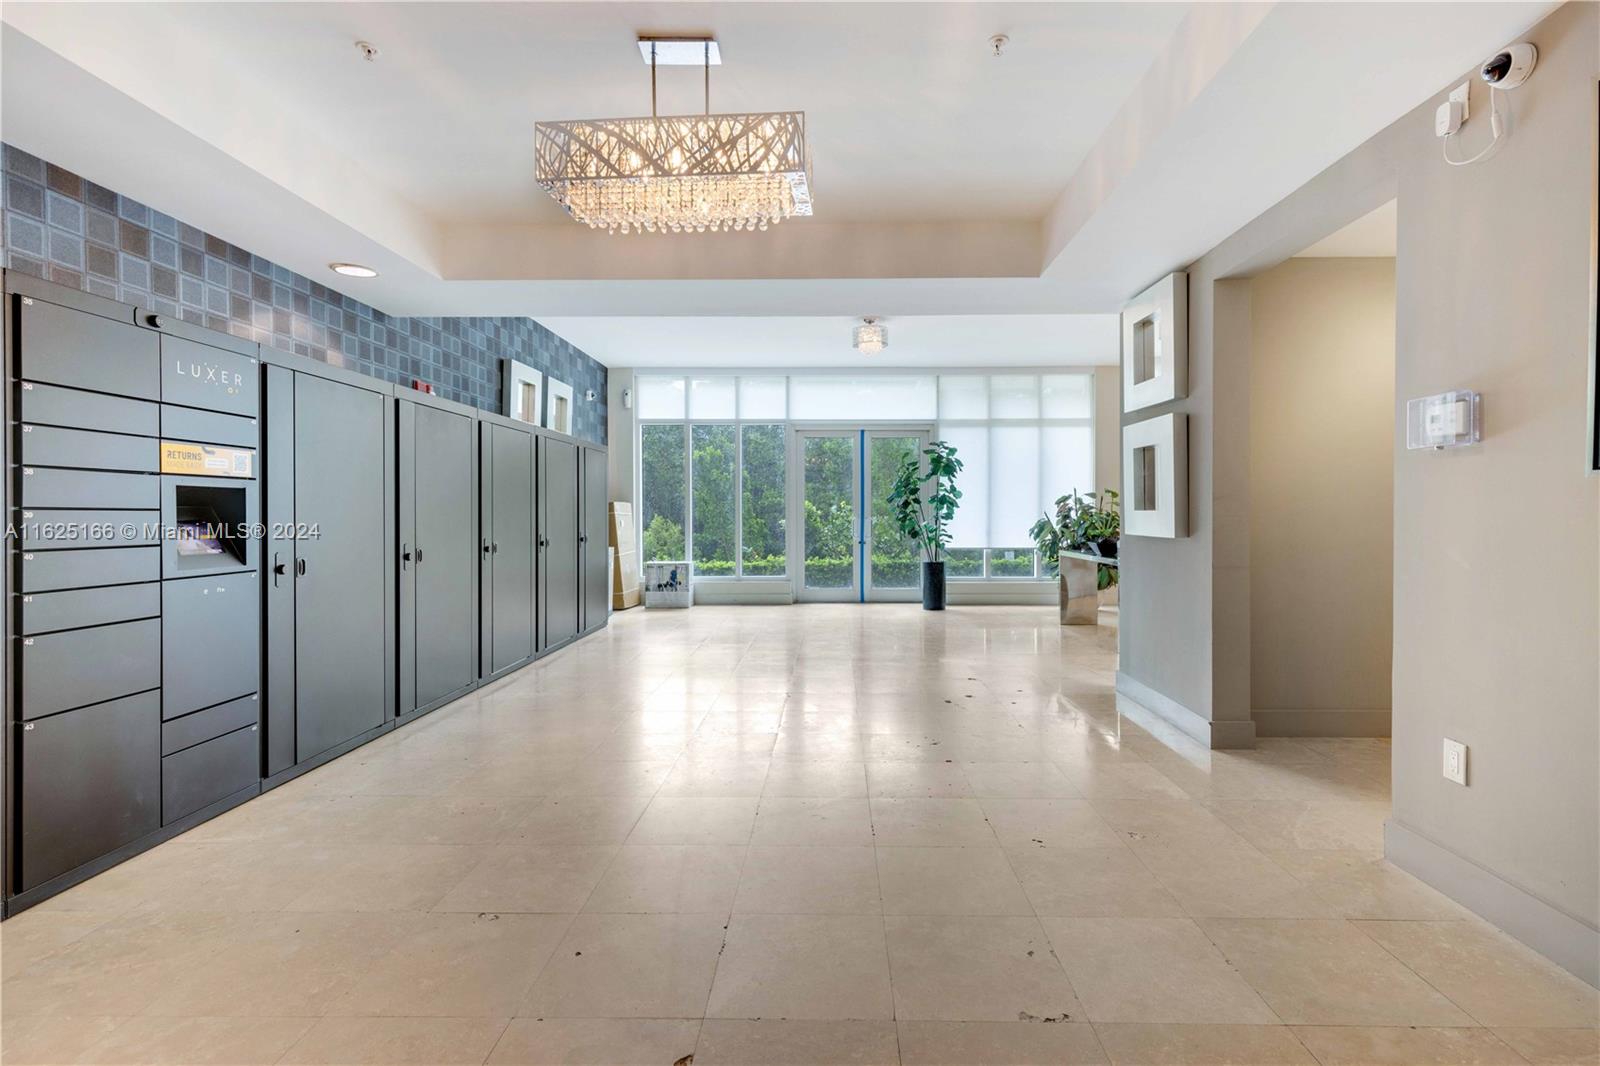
left=535, top=39, right=811, bottom=235
left=853, top=317, right=887, bottom=355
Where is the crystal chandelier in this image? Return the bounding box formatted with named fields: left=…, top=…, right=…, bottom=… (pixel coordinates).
left=535, top=38, right=812, bottom=235
left=853, top=317, right=887, bottom=355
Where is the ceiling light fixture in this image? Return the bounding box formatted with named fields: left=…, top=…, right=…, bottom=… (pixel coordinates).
left=534, top=36, right=812, bottom=235
left=329, top=262, right=378, bottom=278
left=853, top=317, right=887, bottom=355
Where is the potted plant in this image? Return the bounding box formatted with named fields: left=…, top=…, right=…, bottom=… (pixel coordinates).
left=1030, top=489, right=1120, bottom=623
left=887, top=441, right=963, bottom=610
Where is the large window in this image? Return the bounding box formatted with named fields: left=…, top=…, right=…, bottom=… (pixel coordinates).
left=641, top=423, right=686, bottom=561
left=741, top=425, right=787, bottom=575
left=636, top=371, right=1095, bottom=580
left=691, top=425, right=736, bottom=574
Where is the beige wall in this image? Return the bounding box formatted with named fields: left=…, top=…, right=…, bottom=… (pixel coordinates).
left=1249, top=257, right=1395, bottom=733
left=1094, top=365, right=1122, bottom=498
left=1117, top=1, right=1598, bottom=982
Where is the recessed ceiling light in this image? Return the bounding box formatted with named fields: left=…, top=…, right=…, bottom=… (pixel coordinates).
left=330, top=262, right=378, bottom=278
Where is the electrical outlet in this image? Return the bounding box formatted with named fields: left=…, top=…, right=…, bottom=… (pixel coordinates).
left=1442, top=738, right=1468, bottom=786
left=1449, top=81, right=1471, bottom=122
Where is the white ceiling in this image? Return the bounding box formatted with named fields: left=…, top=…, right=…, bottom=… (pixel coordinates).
left=536, top=315, right=1121, bottom=369
left=1295, top=200, right=1399, bottom=258
left=0, top=1, right=1556, bottom=369
left=0, top=2, right=1188, bottom=227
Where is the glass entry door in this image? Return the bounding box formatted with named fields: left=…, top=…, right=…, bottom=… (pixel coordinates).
left=792, top=428, right=928, bottom=602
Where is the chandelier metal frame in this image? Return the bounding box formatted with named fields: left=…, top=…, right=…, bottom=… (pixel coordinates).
left=535, top=38, right=812, bottom=234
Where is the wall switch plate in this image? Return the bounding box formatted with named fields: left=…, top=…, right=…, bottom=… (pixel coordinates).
left=1442, top=738, right=1468, bottom=786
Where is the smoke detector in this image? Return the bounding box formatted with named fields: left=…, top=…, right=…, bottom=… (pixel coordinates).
left=989, top=34, right=1009, bottom=58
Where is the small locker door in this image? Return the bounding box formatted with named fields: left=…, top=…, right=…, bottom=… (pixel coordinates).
left=412, top=404, right=476, bottom=706
left=489, top=424, right=534, bottom=674
left=263, top=365, right=296, bottom=776
left=292, top=373, right=387, bottom=762
left=581, top=446, right=609, bottom=631
left=539, top=437, right=581, bottom=648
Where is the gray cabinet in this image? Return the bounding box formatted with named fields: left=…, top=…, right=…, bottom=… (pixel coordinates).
left=399, top=398, right=478, bottom=714
left=18, top=693, right=161, bottom=892
left=581, top=445, right=609, bottom=632
left=263, top=361, right=393, bottom=774
left=480, top=421, right=535, bottom=678
left=539, top=436, right=581, bottom=649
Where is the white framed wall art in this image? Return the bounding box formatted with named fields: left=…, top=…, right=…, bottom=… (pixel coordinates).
left=547, top=376, right=575, bottom=435
left=1121, top=411, right=1188, bottom=538
left=504, top=359, right=544, bottom=425
left=1121, top=271, right=1188, bottom=412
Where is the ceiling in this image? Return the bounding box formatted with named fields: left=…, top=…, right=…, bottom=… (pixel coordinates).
left=0, top=2, right=1555, bottom=368
left=537, top=315, right=1121, bottom=369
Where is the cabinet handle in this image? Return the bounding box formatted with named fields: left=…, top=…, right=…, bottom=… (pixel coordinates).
left=579, top=532, right=588, bottom=544
left=482, top=539, right=492, bottom=556
left=492, top=541, right=499, bottom=554
left=401, top=543, right=412, bottom=569
left=295, top=557, right=307, bottom=577
left=414, top=547, right=423, bottom=565
left=272, top=553, right=287, bottom=586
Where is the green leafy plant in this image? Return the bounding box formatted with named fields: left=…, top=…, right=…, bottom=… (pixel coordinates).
left=1030, top=488, right=1120, bottom=589
left=887, top=441, right=964, bottom=564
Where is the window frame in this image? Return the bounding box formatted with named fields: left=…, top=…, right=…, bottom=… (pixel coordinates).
left=634, top=369, right=1095, bottom=582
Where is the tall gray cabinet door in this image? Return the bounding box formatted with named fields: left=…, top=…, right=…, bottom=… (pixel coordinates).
left=582, top=446, right=609, bottom=631
left=293, top=374, right=387, bottom=762
left=414, top=405, right=476, bottom=705
left=263, top=365, right=297, bottom=777
left=540, top=437, right=581, bottom=648
left=489, top=425, right=534, bottom=673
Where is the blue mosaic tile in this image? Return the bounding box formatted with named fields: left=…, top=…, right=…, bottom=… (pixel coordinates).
left=0, top=145, right=608, bottom=442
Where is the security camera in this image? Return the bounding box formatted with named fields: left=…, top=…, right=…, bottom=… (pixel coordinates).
left=1480, top=42, right=1537, bottom=90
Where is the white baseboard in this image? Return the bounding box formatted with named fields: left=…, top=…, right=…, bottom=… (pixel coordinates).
left=1115, top=671, right=1256, bottom=749
left=1253, top=707, right=1392, bottom=737
left=1386, top=818, right=1599, bottom=988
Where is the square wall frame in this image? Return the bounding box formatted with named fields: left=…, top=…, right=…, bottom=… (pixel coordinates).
left=1122, top=272, right=1188, bottom=412
left=1122, top=412, right=1187, bottom=538
left=504, top=359, right=544, bottom=425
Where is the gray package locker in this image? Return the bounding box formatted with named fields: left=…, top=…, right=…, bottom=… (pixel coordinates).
left=581, top=445, right=609, bottom=633
left=262, top=355, right=395, bottom=777
left=539, top=435, right=581, bottom=650
left=399, top=396, right=478, bottom=717
left=480, top=420, right=535, bottom=679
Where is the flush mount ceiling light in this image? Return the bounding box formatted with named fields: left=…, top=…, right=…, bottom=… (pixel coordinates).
left=853, top=317, right=887, bottom=355
left=534, top=35, right=812, bottom=235
left=329, top=262, right=378, bottom=278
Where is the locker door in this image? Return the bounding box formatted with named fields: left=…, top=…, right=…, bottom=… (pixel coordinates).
left=262, top=366, right=296, bottom=776
left=540, top=437, right=581, bottom=648
left=489, top=424, right=534, bottom=673
left=293, top=374, right=387, bottom=762
left=414, top=405, right=476, bottom=705
left=582, top=446, right=609, bottom=631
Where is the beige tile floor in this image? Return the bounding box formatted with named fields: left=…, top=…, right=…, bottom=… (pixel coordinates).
left=2, top=604, right=1595, bottom=1065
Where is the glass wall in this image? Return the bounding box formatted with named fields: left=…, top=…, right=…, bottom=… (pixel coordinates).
left=635, top=371, right=1096, bottom=580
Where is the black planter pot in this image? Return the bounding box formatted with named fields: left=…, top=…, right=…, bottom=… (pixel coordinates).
left=922, top=560, right=947, bottom=611
left=1097, top=538, right=1119, bottom=560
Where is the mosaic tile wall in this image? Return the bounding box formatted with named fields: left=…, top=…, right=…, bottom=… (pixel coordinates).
left=0, top=144, right=606, bottom=444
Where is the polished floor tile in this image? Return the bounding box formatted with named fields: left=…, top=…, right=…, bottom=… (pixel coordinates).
left=706, top=913, right=894, bottom=1020
left=4, top=604, right=1589, bottom=1066
left=1042, top=917, right=1276, bottom=1024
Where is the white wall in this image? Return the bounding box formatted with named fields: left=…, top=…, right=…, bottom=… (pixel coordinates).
left=1249, top=257, right=1395, bottom=735
left=1117, top=0, right=1598, bottom=983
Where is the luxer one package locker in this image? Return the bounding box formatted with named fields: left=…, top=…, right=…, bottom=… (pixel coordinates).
left=262, top=354, right=395, bottom=782
left=6, top=274, right=262, bottom=904
left=3, top=271, right=609, bottom=915
left=399, top=391, right=478, bottom=718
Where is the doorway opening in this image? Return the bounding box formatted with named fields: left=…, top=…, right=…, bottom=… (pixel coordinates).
left=792, top=427, right=930, bottom=602
left=1247, top=199, right=1398, bottom=740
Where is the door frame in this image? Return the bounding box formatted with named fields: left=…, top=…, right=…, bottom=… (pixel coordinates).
left=863, top=428, right=931, bottom=603
left=788, top=424, right=932, bottom=603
